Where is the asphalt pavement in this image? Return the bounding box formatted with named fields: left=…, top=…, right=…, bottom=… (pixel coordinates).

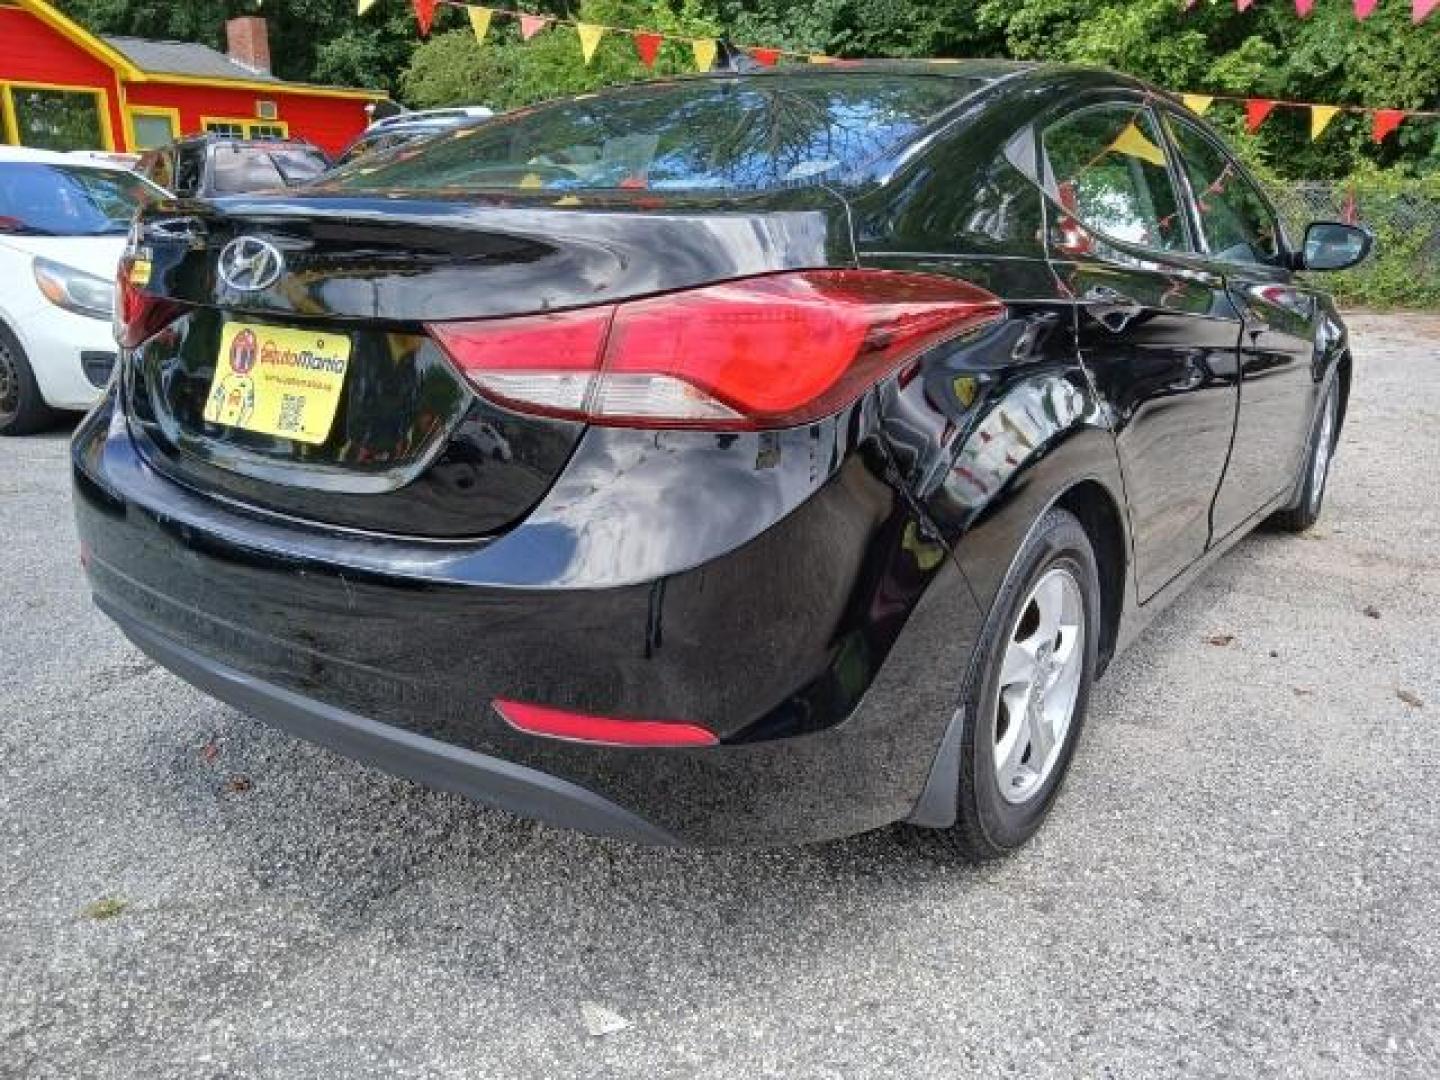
left=1, top=312, right=1437, bottom=1079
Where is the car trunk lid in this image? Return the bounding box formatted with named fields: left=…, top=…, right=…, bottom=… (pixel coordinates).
left=120, top=189, right=852, bottom=538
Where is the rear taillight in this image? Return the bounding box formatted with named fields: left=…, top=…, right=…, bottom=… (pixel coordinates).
left=493, top=699, right=718, bottom=748
left=114, top=254, right=186, bottom=349
left=429, top=270, right=1003, bottom=430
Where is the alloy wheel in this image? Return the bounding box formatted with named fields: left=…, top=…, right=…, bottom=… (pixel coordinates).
left=992, top=566, right=1086, bottom=805
left=1309, top=385, right=1338, bottom=513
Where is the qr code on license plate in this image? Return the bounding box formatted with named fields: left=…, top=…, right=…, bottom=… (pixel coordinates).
left=277, top=394, right=306, bottom=434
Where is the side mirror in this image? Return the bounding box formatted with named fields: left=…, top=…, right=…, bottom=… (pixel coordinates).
left=1298, top=221, right=1374, bottom=272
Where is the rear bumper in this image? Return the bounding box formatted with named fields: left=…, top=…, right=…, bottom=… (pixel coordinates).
left=73, top=391, right=983, bottom=845
left=108, top=601, right=678, bottom=845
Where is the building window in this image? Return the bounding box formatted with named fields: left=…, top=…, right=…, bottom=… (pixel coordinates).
left=202, top=117, right=289, bottom=140
left=128, top=107, right=179, bottom=150
left=4, top=85, right=108, bottom=152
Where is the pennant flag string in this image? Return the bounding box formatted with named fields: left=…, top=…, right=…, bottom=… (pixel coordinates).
left=576, top=22, right=606, bottom=65
left=633, top=30, right=663, bottom=69
left=1245, top=99, right=1277, bottom=133
left=402, top=0, right=817, bottom=67
left=361, top=2, right=1440, bottom=117
left=691, top=37, right=718, bottom=72
left=467, top=5, right=492, bottom=44
left=1194, top=0, right=1435, bottom=19
left=1372, top=109, right=1406, bottom=143
left=1310, top=104, right=1340, bottom=140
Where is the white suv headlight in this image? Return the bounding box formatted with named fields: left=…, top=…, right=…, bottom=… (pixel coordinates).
left=33, top=257, right=117, bottom=321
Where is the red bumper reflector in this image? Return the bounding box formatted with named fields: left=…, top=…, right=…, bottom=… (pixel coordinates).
left=493, top=699, right=718, bottom=748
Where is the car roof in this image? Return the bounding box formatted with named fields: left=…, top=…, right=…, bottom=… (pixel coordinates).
left=165, top=134, right=324, bottom=151
left=0, top=145, right=130, bottom=168
left=0, top=145, right=85, bottom=165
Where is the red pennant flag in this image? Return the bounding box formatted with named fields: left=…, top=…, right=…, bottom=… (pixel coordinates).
left=1416, top=0, right=1439, bottom=21
left=518, top=13, right=548, bottom=40
left=748, top=47, right=781, bottom=67
left=1354, top=0, right=1378, bottom=16
left=412, top=0, right=437, bottom=35
left=633, top=31, right=663, bottom=68
left=1296, top=0, right=1315, bottom=14
left=1245, top=100, right=1277, bottom=134
left=1372, top=109, right=1405, bottom=143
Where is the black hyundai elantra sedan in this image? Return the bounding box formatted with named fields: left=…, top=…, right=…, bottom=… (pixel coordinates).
left=74, top=61, right=1370, bottom=855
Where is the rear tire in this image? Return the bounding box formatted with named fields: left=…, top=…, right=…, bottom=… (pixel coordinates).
left=911, top=507, right=1100, bottom=861
left=0, top=325, right=57, bottom=437
left=1271, top=378, right=1339, bottom=534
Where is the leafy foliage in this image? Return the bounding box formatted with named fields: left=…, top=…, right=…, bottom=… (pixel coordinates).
left=402, top=0, right=719, bottom=110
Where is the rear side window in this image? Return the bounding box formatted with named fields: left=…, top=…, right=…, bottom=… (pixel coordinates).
left=1163, top=113, right=1281, bottom=267
left=1042, top=104, right=1187, bottom=252
left=0, top=163, right=159, bottom=236
left=324, top=76, right=978, bottom=193
left=210, top=146, right=328, bottom=194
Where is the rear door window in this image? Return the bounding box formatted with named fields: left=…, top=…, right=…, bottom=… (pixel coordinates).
left=324, top=75, right=980, bottom=193
left=1163, top=113, right=1282, bottom=267
left=1041, top=104, right=1188, bottom=253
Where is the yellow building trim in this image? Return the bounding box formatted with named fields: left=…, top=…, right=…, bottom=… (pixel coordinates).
left=15, top=0, right=144, bottom=81
left=0, top=88, right=18, bottom=146
left=153, top=72, right=386, bottom=101
left=0, top=79, right=115, bottom=151
left=124, top=103, right=180, bottom=149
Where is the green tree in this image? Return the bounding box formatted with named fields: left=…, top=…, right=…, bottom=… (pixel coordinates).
left=401, top=0, right=720, bottom=110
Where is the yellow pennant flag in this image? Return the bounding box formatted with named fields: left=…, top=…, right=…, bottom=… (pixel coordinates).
left=692, top=38, right=718, bottom=72
left=576, top=23, right=605, bottom=64
left=1310, top=105, right=1340, bottom=140
left=467, top=6, right=493, bottom=43
left=1181, top=94, right=1214, bottom=116
left=357, top=0, right=378, bottom=13
left=1107, top=122, right=1167, bottom=167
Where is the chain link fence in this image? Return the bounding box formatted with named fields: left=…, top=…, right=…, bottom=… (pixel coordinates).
left=1267, top=181, right=1440, bottom=305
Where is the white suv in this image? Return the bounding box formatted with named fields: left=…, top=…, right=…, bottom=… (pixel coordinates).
left=0, top=147, right=165, bottom=435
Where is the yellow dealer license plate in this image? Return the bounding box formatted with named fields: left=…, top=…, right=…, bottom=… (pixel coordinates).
left=203, top=323, right=352, bottom=446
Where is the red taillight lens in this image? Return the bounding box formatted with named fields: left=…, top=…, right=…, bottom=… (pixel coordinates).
left=429, top=270, right=1002, bottom=430
left=114, top=258, right=186, bottom=349
left=494, top=699, right=718, bottom=748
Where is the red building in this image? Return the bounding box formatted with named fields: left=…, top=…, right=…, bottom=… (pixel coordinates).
left=0, top=0, right=386, bottom=156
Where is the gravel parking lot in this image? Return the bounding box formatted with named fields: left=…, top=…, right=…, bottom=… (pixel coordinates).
left=2, top=312, right=1437, bottom=1079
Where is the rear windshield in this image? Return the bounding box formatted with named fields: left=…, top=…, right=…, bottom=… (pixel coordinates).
left=210, top=146, right=330, bottom=195
left=0, top=163, right=161, bottom=236
left=324, top=76, right=977, bottom=194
